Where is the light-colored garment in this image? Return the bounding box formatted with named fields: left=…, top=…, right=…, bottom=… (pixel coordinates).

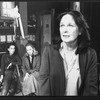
left=29, top=56, right=32, bottom=63
left=22, top=53, right=40, bottom=95
left=22, top=72, right=39, bottom=95
left=60, top=42, right=81, bottom=96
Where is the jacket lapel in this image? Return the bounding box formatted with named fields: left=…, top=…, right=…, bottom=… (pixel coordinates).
left=57, top=50, right=66, bottom=94
left=32, top=56, right=36, bottom=68
left=25, top=56, right=30, bottom=70
left=79, top=53, right=86, bottom=83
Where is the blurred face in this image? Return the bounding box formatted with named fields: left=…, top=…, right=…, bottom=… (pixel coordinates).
left=26, top=45, right=34, bottom=56
left=59, top=14, right=80, bottom=43
left=8, top=45, right=15, bottom=55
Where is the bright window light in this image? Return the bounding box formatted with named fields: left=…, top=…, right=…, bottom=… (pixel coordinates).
left=2, top=2, right=15, bottom=17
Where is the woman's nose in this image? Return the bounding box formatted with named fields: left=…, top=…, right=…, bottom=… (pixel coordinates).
left=63, top=28, right=68, bottom=33
left=64, top=30, right=68, bottom=33
left=63, top=26, right=68, bottom=33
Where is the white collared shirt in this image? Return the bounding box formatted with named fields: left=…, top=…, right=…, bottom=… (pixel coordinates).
left=59, top=43, right=81, bottom=96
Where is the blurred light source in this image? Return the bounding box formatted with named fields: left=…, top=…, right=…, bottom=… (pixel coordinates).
left=1, top=2, right=15, bottom=17
left=73, top=2, right=80, bottom=11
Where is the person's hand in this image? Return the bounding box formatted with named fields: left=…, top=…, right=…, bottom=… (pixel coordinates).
left=23, top=73, right=29, bottom=81
left=7, top=63, right=12, bottom=69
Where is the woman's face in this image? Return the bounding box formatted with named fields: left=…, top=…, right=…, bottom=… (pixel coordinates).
left=26, top=45, right=34, bottom=56
left=59, top=14, right=80, bottom=44
left=8, top=45, right=15, bottom=55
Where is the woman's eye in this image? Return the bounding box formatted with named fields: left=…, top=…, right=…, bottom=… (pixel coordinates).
left=60, top=24, right=64, bottom=27
left=68, top=24, right=74, bottom=27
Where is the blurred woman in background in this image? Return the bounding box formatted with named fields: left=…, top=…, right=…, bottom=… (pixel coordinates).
left=0, top=42, right=21, bottom=96
left=22, top=42, right=40, bottom=96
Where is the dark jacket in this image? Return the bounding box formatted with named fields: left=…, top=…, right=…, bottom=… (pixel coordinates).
left=1, top=53, right=22, bottom=76
left=22, top=53, right=41, bottom=77
left=39, top=45, right=97, bottom=96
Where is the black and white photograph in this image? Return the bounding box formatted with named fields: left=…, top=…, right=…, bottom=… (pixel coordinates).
left=0, top=1, right=99, bottom=96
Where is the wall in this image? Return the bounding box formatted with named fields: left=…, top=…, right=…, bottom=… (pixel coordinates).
left=19, top=2, right=27, bottom=36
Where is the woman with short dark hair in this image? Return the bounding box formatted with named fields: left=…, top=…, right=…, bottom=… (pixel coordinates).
left=0, top=42, right=21, bottom=96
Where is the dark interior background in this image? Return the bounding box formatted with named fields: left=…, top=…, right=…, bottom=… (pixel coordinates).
left=81, top=2, right=100, bottom=63
left=27, top=1, right=100, bottom=63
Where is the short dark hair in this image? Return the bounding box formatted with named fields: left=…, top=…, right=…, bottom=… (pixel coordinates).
left=6, top=42, right=18, bottom=55
left=53, top=10, right=91, bottom=54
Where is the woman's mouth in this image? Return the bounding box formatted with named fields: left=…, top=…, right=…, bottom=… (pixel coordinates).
left=63, top=35, right=70, bottom=37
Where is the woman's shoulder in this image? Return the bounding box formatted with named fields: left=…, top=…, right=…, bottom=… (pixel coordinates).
left=80, top=47, right=97, bottom=58
left=35, top=54, right=40, bottom=61
left=15, top=54, right=21, bottom=60
left=87, top=47, right=97, bottom=56
left=34, top=52, right=40, bottom=57
left=22, top=54, right=27, bottom=59
left=44, top=44, right=58, bottom=50
left=42, top=44, right=60, bottom=58
left=43, top=44, right=57, bottom=53
left=2, top=53, right=8, bottom=58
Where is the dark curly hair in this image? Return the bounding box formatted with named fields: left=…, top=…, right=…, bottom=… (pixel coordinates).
left=6, top=42, right=18, bottom=55
left=53, top=10, right=91, bottom=54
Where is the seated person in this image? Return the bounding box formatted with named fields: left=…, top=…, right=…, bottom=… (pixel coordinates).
left=0, top=42, right=22, bottom=96
left=8, top=64, right=23, bottom=96
left=21, top=42, right=40, bottom=96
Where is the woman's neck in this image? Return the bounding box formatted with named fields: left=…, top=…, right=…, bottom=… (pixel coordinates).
left=28, top=54, right=33, bottom=57
left=63, top=40, right=77, bottom=52
left=9, top=53, right=13, bottom=56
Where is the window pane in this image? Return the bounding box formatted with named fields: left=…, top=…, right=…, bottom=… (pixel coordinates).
left=2, top=2, right=15, bottom=17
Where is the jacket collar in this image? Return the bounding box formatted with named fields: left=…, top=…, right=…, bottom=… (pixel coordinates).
left=25, top=50, right=38, bottom=57
left=57, top=48, right=85, bottom=84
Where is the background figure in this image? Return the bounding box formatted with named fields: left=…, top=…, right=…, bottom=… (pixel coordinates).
left=39, top=10, right=97, bottom=96
left=21, top=42, right=40, bottom=96
left=0, top=42, right=22, bottom=96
